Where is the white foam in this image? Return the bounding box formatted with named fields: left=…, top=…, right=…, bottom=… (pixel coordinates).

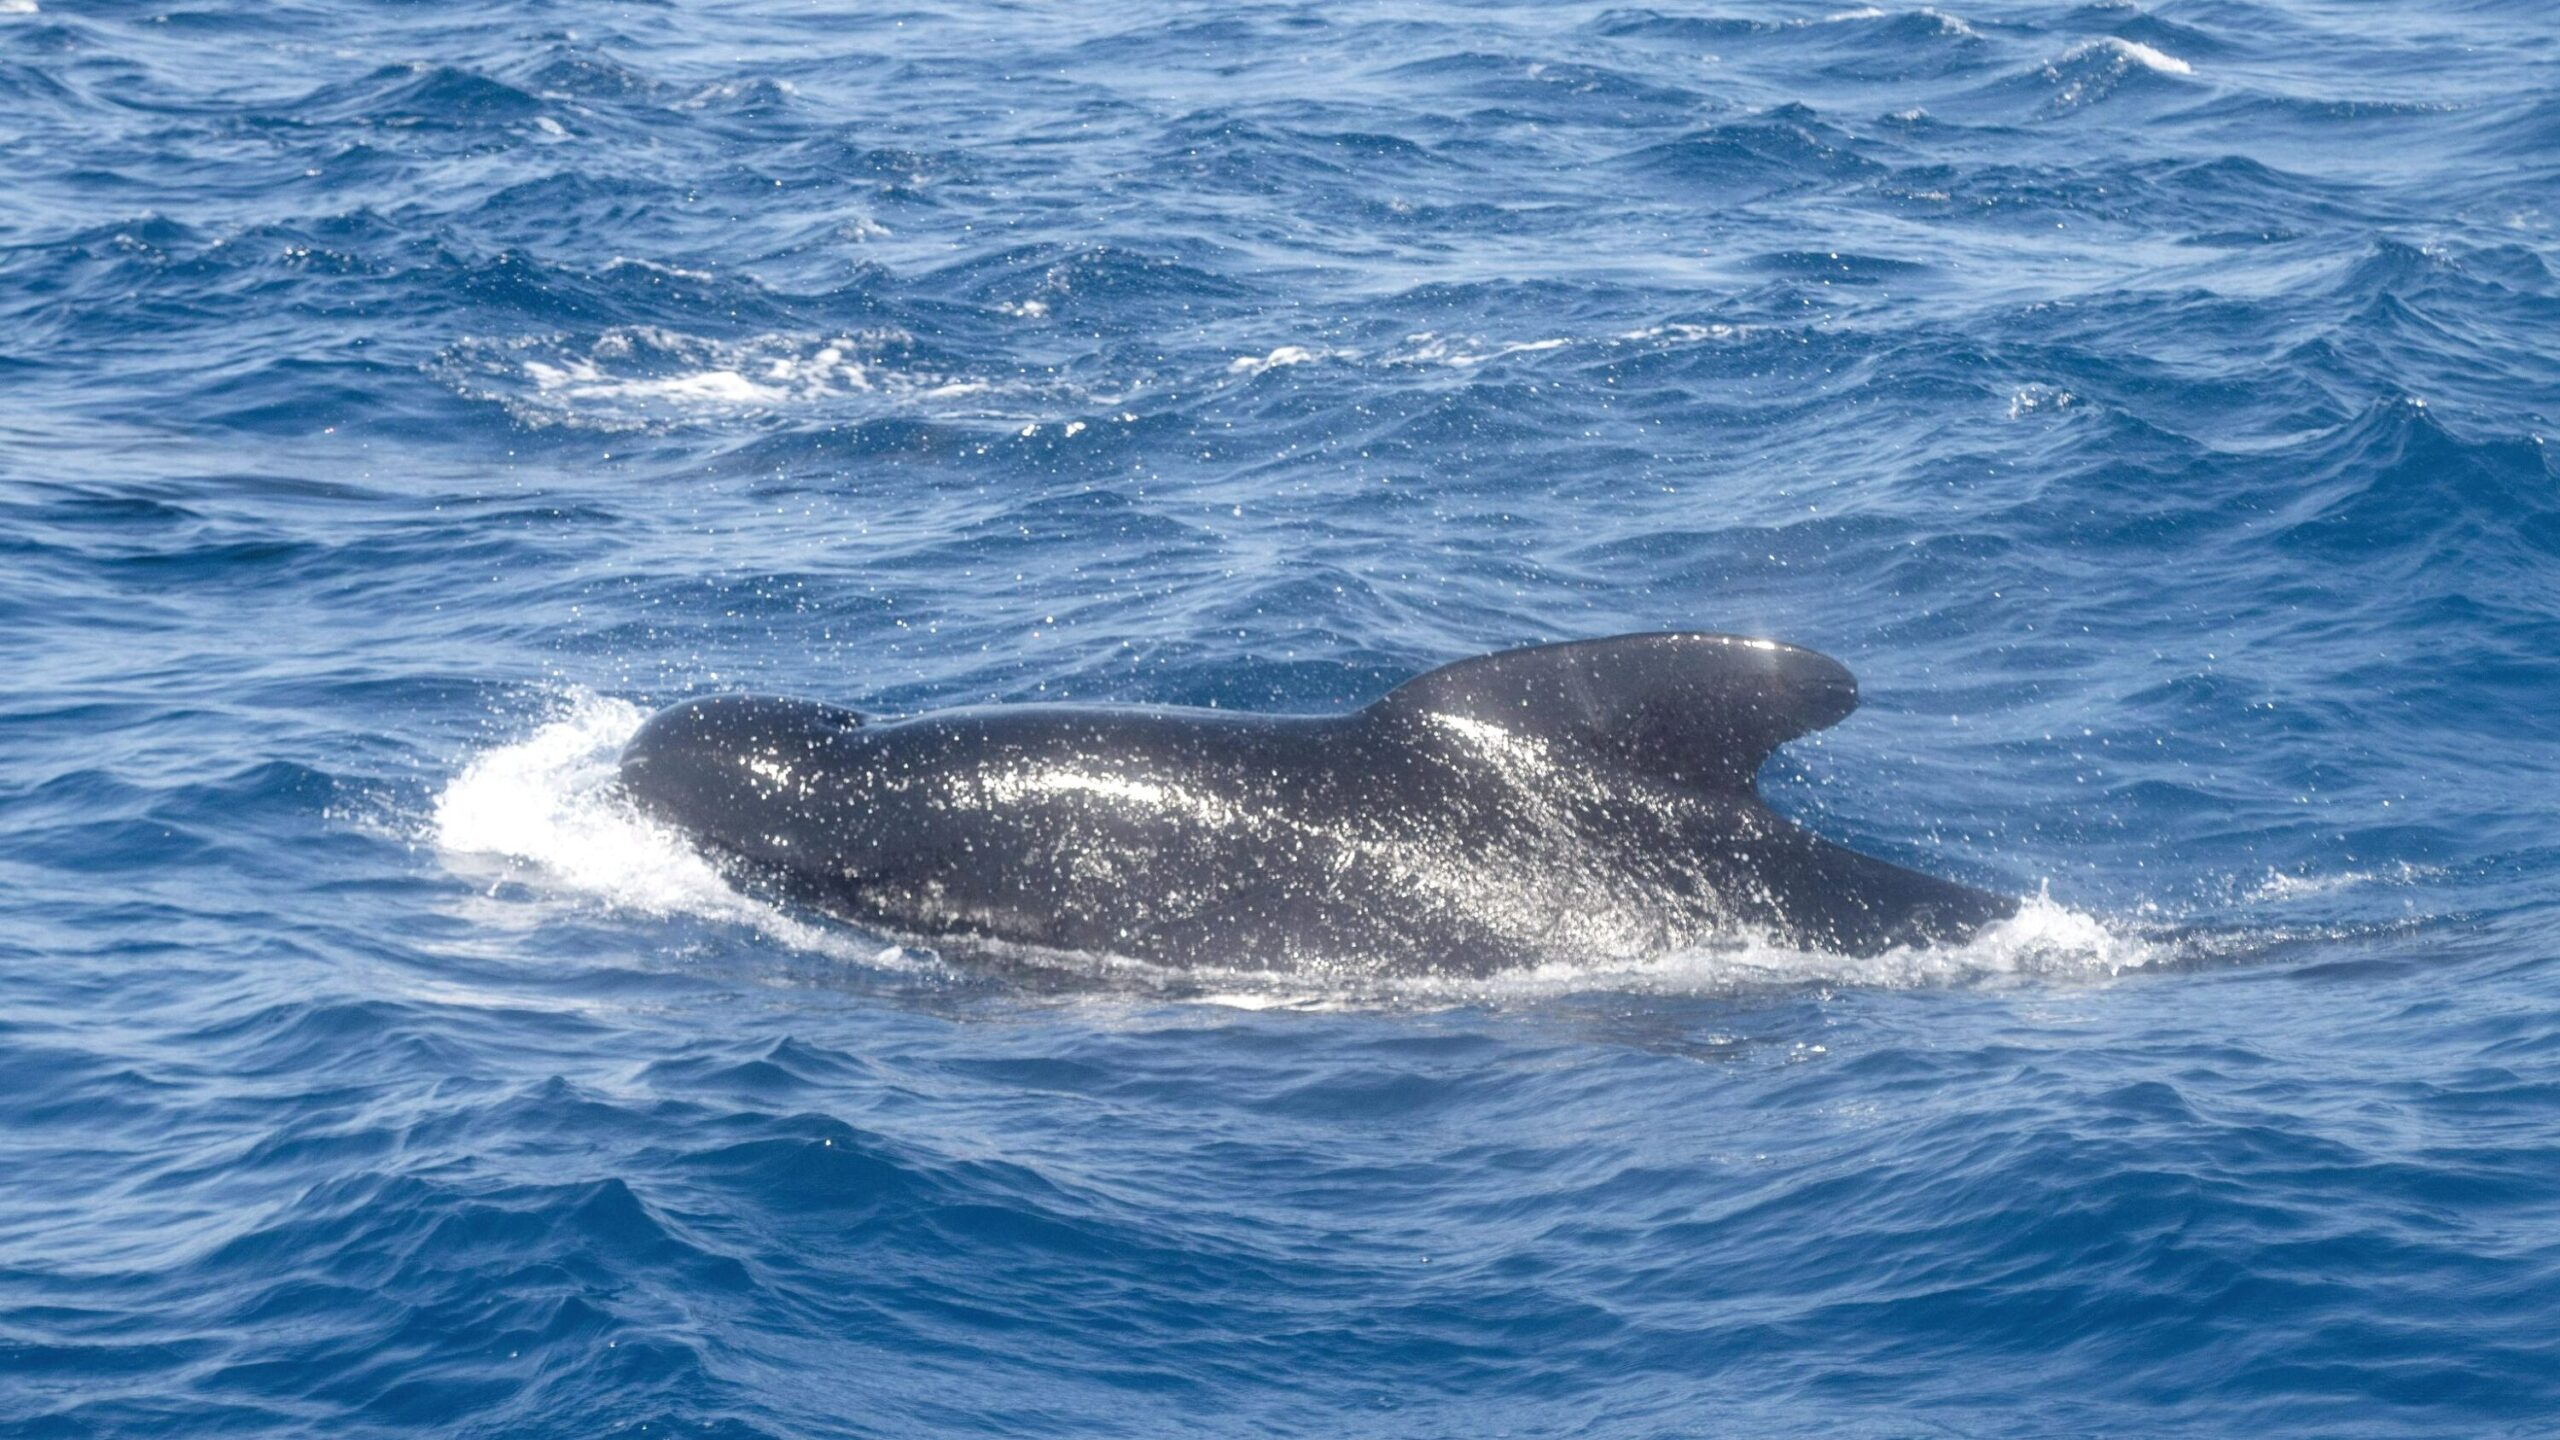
left=1384, top=332, right=1573, bottom=369
left=1228, top=344, right=1349, bottom=377
left=604, top=256, right=714, bottom=283
left=1811, top=5, right=1975, bottom=36
left=2007, top=383, right=2075, bottom=419
left=1032, top=889, right=2154, bottom=1012
left=1208, top=325, right=1751, bottom=384
left=677, top=78, right=798, bottom=111
left=2058, top=36, right=2192, bottom=76
left=1415, top=892, right=2150, bottom=1004
left=2245, top=862, right=2440, bottom=903
left=1617, top=322, right=1746, bottom=345
left=430, top=691, right=902, bottom=965
left=444, top=326, right=1114, bottom=431
left=0, top=1, right=38, bottom=14
left=531, top=362, right=784, bottom=408
left=2035, top=36, right=2193, bottom=113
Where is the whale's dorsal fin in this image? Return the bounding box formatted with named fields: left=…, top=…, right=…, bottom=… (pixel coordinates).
left=1368, top=632, right=1858, bottom=790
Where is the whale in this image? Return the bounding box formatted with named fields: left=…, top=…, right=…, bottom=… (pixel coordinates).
left=617, top=632, right=2016, bottom=973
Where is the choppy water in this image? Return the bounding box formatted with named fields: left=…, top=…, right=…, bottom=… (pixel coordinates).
left=6, top=0, right=2558, bottom=1434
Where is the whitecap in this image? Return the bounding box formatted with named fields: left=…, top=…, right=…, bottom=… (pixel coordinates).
left=1227, top=344, right=1352, bottom=377
left=441, top=326, right=1117, bottom=431
left=1384, top=332, right=1573, bottom=369
left=2007, top=383, right=2075, bottom=418
left=2056, top=35, right=2192, bottom=78
left=2245, top=863, right=2441, bottom=903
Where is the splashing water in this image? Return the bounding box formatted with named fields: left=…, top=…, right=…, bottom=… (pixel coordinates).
left=433, top=692, right=912, bottom=968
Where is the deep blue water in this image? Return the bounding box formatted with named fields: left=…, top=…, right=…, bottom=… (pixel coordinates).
left=6, top=0, right=2559, bottom=1434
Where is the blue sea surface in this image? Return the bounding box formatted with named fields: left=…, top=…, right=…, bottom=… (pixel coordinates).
left=5, top=0, right=2559, bottom=1434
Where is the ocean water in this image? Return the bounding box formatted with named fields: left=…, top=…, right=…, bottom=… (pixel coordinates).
left=4, top=0, right=2557, bottom=1433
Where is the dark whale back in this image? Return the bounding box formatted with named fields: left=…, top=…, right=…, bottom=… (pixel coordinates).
left=618, top=634, right=2014, bottom=972
left=1370, top=632, right=1857, bottom=790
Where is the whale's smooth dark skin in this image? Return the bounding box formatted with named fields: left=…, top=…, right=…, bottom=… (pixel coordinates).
left=618, top=633, right=2017, bottom=974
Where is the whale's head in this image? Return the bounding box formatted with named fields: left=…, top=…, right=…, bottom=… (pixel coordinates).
left=618, top=695, right=866, bottom=865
